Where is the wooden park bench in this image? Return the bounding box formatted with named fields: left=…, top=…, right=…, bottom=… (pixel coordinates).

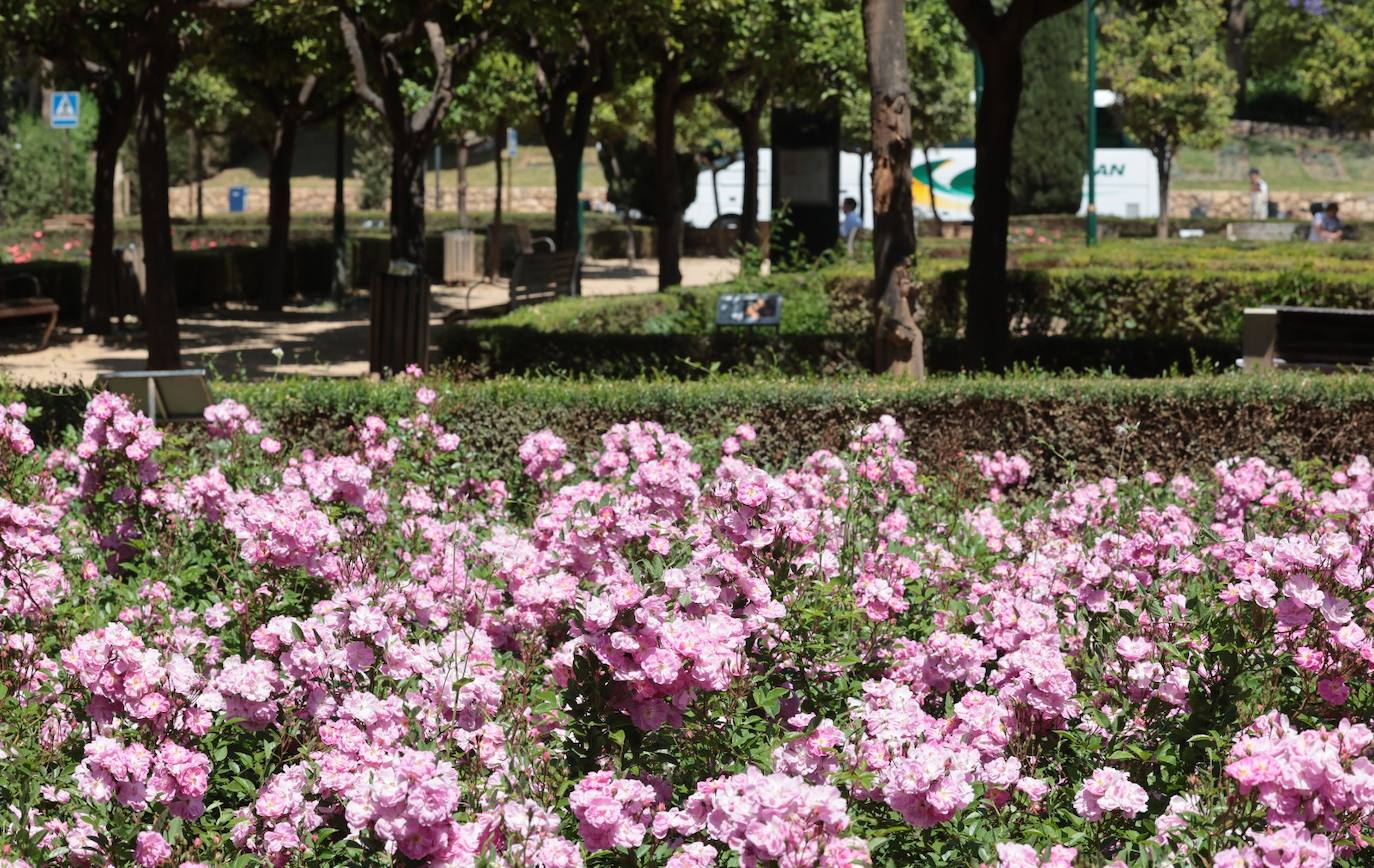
left=0, top=273, right=59, bottom=350
left=510, top=249, right=580, bottom=309
left=1243, top=305, right=1374, bottom=370
left=446, top=249, right=581, bottom=323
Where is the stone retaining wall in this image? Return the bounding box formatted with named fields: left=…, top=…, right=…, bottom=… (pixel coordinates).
left=1169, top=189, right=1374, bottom=220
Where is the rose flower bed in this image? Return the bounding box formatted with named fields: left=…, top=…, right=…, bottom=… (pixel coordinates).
left=2, top=379, right=1374, bottom=866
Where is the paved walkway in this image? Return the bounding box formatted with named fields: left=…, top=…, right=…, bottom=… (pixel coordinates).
left=0, top=257, right=738, bottom=384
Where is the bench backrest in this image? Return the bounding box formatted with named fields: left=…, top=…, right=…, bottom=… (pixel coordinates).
left=1244, top=305, right=1374, bottom=369
left=510, top=251, right=580, bottom=308
left=0, top=273, right=41, bottom=301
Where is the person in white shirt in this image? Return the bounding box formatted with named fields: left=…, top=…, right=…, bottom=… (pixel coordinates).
left=1249, top=168, right=1269, bottom=219
left=839, top=197, right=862, bottom=253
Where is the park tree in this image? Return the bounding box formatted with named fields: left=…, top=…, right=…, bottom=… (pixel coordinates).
left=620, top=0, right=744, bottom=290
left=1009, top=6, right=1087, bottom=214
left=506, top=2, right=616, bottom=252
left=0, top=1, right=138, bottom=335
left=1102, top=0, right=1236, bottom=238
left=166, top=64, right=247, bottom=224
left=908, top=0, right=975, bottom=227
left=1293, top=0, right=1374, bottom=129
left=944, top=0, right=1081, bottom=371
left=339, top=0, right=487, bottom=269
left=863, top=0, right=924, bottom=377
left=215, top=0, right=349, bottom=311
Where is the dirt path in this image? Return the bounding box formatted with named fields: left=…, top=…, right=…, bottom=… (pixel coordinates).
left=0, top=257, right=738, bottom=385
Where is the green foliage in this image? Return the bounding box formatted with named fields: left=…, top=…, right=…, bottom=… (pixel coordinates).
left=597, top=136, right=698, bottom=219
left=909, top=0, right=974, bottom=151
left=0, top=95, right=96, bottom=222
left=351, top=109, right=391, bottom=210
left=1100, top=0, right=1237, bottom=183
left=14, top=373, right=1374, bottom=491
left=1010, top=6, right=1088, bottom=215
left=1294, top=0, right=1374, bottom=129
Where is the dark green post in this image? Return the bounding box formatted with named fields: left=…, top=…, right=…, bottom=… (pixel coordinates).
left=1086, top=0, right=1098, bottom=246
left=576, top=157, right=585, bottom=254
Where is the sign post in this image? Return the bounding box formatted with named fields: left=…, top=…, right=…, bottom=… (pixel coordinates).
left=51, top=92, right=80, bottom=212
left=506, top=128, right=517, bottom=216
left=1085, top=0, right=1099, bottom=246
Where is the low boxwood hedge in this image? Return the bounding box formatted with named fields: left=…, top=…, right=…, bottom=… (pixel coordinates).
left=13, top=374, right=1374, bottom=488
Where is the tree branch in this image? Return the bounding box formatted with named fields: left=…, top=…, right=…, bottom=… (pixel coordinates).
left=339, top=10, right=387, bottom=116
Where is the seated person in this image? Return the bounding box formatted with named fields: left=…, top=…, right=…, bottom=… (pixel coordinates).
left=1312, top=202, right=1345, bottom=242
left=839, top=197, right=862, bottom=245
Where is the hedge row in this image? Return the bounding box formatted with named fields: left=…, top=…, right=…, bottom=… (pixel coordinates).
left=439, top=327, right=1234, bottom=379
left=921, top=267, right=1374, bottom=342
left=15, top=374, right=1373, bottom=488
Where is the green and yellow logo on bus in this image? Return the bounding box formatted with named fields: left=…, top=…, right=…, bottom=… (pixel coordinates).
left=912, top=158, right=976, bottom=214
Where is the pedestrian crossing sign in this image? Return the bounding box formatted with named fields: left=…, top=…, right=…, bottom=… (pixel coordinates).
left=50, top=92, right=80, bottom=129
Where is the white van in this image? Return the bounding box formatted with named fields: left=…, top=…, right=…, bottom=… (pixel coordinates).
left=682, top=147, right=1160, bottom=229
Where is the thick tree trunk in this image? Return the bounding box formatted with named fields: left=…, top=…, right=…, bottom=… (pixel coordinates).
left=653, top=68, right=683, bottom=291
left=87, top=89, right=131, bottom=336
left=1226, top=0, right=1248, bottom=111
left=551, top=144, right=583, bottom=252
left=964, top=46, right=1022, bottom=372
left=262, top=116, right=299, bottom=312
left=863, top=0, right=925, bottom=378
left=135, top=48, right=180, bottom=370
left=332, top=112, right=347, bottom=308
left=1156, top=151, right=1171, bottom=240
left=390, top=144, right=427, bottom=270
left=739, top=109, right=762, bottom=250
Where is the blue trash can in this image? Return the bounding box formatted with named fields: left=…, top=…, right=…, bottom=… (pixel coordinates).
left=228, top=186, right=247, bottom=214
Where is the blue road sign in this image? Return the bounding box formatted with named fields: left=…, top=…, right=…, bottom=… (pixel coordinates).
left=228, top=186, right=247, bottom=214
left=506, top=127, right=517, bottom=159
left=50, top=92, right=80, bottom=129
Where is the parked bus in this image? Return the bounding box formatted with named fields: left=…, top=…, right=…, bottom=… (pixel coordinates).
left=683, top=146, right=1160, bottom=231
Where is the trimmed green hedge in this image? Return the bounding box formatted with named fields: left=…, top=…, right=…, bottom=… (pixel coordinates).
left=14, top=374, right=1374, bottom=488
left=923, top=267, right=1374, bottom=342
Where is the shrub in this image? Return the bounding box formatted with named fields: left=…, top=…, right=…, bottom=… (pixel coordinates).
left=13, top=374, right=1374, bottom=488
left=4, top=383, right=1374, bottom=865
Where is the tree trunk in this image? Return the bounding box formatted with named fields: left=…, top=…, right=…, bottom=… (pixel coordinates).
left=191, top=130, right=204, bottom=224
left=1156, top=150, right=1171, bottom=240
left=1226, top=0, right=1248, bottom=111
left=653, top=67, right=683, bottom=290
left=923, top=144, right=945, bottom=235
left=552, top=143, right=583, bottom=252
left=490, top=121, right=504, bottom=277
left=389, top=144, right=427, bottom=270
left=332, top=111, right=348, bottom=308
left=87, top=88, right=131, bottom=336
left=739, top=107, right=762, bottom=250
left=863, top=0, right=925, bottom=378
left=261, top=115, right=299, bottom=312
left=135, top=46, right=180, bottom=370
left=964, top=45, right=1022, bottom=372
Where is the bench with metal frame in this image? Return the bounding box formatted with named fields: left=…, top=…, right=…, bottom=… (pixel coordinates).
left=0, top=272, right=59, bottom=350
left=448, top=249, right=580, bottom=322
left=1243, top=305, right=1374, bottom=371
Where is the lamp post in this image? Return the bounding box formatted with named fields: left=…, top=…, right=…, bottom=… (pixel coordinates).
left=1086, top=0, right=1098, bottom=246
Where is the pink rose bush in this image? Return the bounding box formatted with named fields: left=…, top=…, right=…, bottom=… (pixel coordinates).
left=3, top=388, right=1374, bottom=864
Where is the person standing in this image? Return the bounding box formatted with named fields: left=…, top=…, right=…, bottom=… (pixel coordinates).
left=839, top=197, right=863, bottom=254
left=1249, top=168, right=1269, bottom=219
